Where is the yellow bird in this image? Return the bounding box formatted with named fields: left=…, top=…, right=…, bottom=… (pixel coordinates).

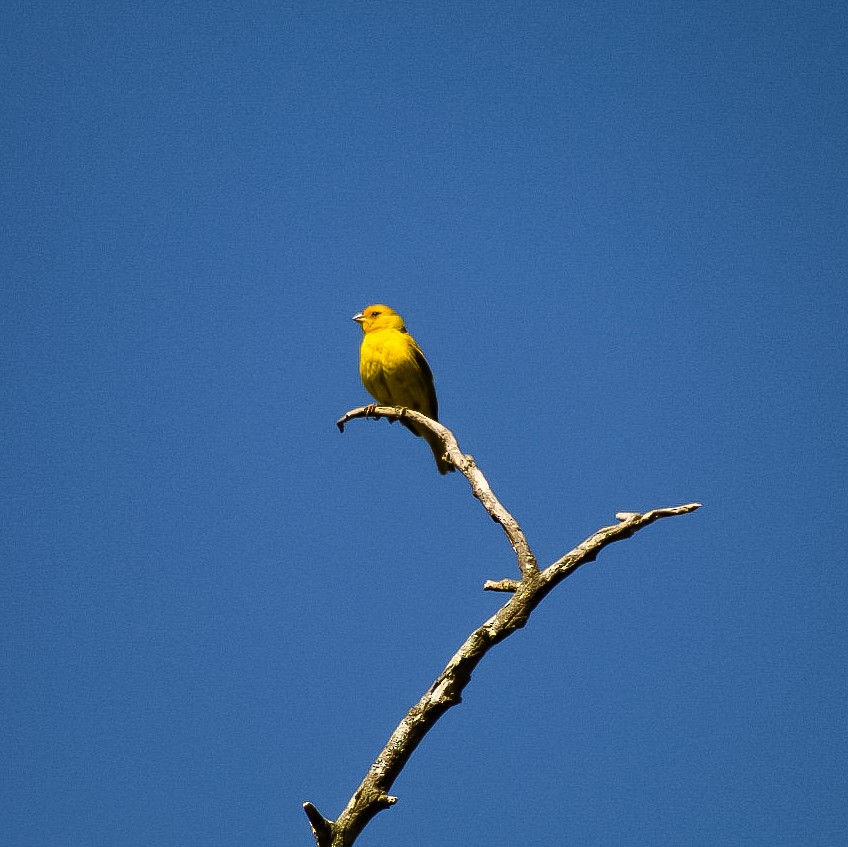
left=353, top=304, right=454, bottom=475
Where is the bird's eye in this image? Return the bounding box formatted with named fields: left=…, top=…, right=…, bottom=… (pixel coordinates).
left=370, top=310, right=380, bottom=316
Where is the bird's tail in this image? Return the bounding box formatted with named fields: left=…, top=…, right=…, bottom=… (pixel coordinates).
left=405, top=420, right=455, bottom=475
left=421, top=426, right=455, bottom=475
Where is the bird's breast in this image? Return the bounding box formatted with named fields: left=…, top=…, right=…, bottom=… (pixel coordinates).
left=359, top=331, right=419, bottom=407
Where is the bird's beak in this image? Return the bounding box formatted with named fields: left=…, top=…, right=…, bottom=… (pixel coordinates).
left=352, top=312, right=364, bottom=324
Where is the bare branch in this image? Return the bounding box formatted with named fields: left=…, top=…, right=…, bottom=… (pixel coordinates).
left=544, top=502, right=702, bottom=584
left=337, top=406, right=538, bottom=578
left=307, top=409, right=700, bottom=846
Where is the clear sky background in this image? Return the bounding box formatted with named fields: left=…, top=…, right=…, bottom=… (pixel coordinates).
left=3, top=2, right=847, bottom=845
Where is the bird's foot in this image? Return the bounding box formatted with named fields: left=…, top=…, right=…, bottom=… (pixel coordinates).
left=363, top=403, right=379, bottom=419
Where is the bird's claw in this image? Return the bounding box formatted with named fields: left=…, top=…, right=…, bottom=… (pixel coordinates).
left=391, top=406, right=409, bottom=424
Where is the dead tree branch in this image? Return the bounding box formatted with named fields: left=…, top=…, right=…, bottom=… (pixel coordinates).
left=337, top=406, right=537, bottom=576
left=306, top=408, right=700, bottom=846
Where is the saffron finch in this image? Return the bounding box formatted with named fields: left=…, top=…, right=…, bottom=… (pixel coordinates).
left=353, top=304, right=454, bottom=475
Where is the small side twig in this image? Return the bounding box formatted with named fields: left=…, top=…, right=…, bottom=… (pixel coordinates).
left=302, top=803, right=333, bottom=847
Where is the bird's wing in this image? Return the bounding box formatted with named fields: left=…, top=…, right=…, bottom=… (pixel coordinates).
left=410, top=342, right=438, bottom=421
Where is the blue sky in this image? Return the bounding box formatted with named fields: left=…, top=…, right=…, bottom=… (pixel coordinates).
left=2, top=2, right=846, bottom=845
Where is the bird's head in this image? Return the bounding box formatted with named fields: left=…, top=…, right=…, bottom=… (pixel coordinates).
left=353, top=304, right=406, bottom=333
